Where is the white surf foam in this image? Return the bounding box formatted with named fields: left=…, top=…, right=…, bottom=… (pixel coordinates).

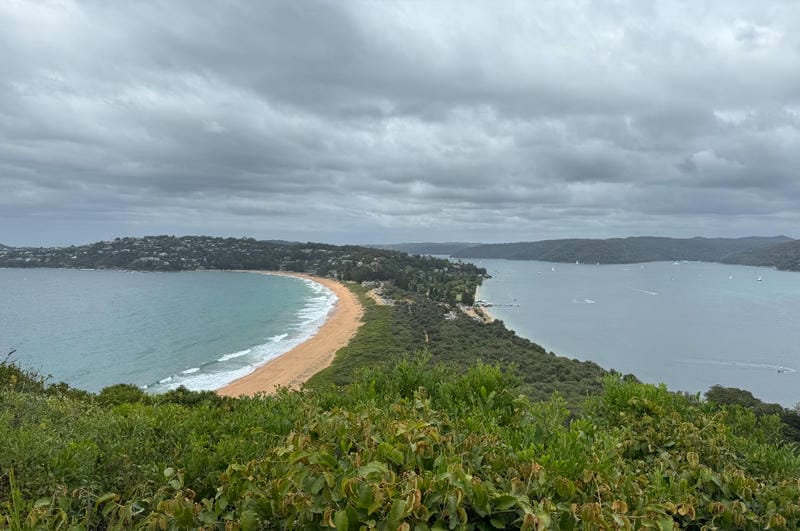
left=146, top=276, right=338, bottom=393
left=218, top=348, right=253, bottom=362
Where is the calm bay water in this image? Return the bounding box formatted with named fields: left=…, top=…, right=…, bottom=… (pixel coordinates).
left=476, top=259, right=800, bottom=407
left=0, top=269, right=335, bottom=393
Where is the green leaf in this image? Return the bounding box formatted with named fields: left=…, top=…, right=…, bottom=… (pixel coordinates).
left=334, top=509, right=349, bottom=530
left=493, top=494, right=518, bottom=511
left=388, top=498, right=406, bottom=526
left=309, top=474, right=326, bottom=495
left=240, top=509, right=259, bottom=531
left=33, top=498, right=51, bottom=508
left=490, top=516, right=507, bottom=529
left=657, top=516, right=674, bottom=531
left=358, top=461, right=389, bottom=482
left=356, top=484, right=375, bottom=510
left=96, top=492, right=118, bottom=505
left=472, top=483, right=490, bottom=517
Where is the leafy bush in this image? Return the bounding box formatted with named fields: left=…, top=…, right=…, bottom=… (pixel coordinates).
left=2, top=358, right=800, bottom=529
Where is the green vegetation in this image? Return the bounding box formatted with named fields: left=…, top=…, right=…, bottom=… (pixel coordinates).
left=3, top=355, right=800, bottom=529
left=369, top=242, right=479, bottom=256
left=310, top=286, right=606, bottom=407
left=0, top=236, right=486, bottom=304
left=705, top=385, right=800, bottom=445
left=720, top=240, right=800, bottom=271
left=452, top=236, right=793, bottom=265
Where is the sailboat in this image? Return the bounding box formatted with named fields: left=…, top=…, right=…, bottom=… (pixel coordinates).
left=757, top=275, right=763, bottom=282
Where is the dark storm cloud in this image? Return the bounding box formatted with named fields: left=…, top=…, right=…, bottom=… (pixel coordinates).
left=1, top=0, right=799, bottom=246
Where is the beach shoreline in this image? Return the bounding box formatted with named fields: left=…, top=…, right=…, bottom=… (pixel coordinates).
left=216, top=271, right=363, bottom=397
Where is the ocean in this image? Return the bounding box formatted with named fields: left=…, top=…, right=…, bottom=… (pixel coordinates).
left=475, top=259, right=800, bottom=407
left=0, top=269, right=335, bottom=393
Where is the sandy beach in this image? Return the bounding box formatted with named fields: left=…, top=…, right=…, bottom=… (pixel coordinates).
left=217, top=272, right=363, bottom=397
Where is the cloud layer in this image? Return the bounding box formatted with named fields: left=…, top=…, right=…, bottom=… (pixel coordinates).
left=2, top=0, right=799, bottom=245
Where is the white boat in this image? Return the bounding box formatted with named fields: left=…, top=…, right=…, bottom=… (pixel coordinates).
left=757, top=276, right=763, bottom=282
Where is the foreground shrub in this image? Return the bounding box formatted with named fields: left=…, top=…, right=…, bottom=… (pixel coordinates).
left=2, top=358, right=800, bottom=529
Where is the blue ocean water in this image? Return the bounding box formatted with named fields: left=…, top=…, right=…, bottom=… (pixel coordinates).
left=0, top=269, right=336, bottom=393
left=475, top=259, right=800, bottom=407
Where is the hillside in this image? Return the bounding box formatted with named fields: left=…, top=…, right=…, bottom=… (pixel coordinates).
left=722, top=239, right=800, bottom=271
left=0, top=236, right=486, bottom=305
left=452, top=236, right=793, bottom=264
left=308, top=285, right=608, bottom=406
left=369, top=242, right=479, bottom=256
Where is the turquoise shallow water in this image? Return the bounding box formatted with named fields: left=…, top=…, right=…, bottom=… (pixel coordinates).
left=476, top=259, right=800, bottom=407
left=0, top=269, right=335, bottom=393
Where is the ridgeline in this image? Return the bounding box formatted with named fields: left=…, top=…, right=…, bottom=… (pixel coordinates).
left=450, top=236, right=796, bottom=267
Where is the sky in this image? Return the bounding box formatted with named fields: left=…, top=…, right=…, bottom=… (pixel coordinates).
left=1, top=1, right=799, bottom=247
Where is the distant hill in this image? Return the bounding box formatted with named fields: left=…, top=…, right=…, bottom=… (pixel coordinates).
left=452, top=236, right=794, bottom=265
left=722, top=239, right=800, bottom=271
left=0, top=235, right=487, bottom=304
left=369, top=242, right=480, bottom=255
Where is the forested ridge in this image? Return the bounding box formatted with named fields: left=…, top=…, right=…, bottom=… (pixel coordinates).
left=720, top=239, right=800, bottom=271
left=450, top=236, right=795, bottom=266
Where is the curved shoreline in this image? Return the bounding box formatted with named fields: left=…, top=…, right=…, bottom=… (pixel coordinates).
left=217, top=271, right=363, bottom=396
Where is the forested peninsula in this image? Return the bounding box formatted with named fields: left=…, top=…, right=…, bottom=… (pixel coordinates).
left=3, top=236, right=800, bottom=528
left=448, top=236, right=800, bottom=269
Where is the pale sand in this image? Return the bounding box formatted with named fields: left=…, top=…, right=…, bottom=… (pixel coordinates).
left=217, top=272, right=363, bottom=397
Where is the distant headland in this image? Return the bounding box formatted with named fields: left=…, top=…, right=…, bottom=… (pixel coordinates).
left=375, top=236, right=800, bottom=271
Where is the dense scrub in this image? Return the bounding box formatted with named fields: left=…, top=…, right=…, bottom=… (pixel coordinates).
left=2, top=356, right=800, bottom=529
left=309, top=287, right=608, bottom=407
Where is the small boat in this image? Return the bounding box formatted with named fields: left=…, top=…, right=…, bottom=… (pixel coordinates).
left=551, top=266, right=556, bottom=272
left=757, top=276, right=763, bottom=282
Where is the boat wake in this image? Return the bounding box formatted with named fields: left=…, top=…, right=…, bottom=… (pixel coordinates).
left=631, top=288, right=659, bottom=296
left=680, top=359, right=796, bottom=374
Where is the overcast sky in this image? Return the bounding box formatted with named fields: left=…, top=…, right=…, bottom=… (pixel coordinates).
left=2, top=1, right=799, bottom=246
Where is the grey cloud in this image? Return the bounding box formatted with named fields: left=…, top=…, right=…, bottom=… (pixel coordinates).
left=1, top=0, right=800, bottom=246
